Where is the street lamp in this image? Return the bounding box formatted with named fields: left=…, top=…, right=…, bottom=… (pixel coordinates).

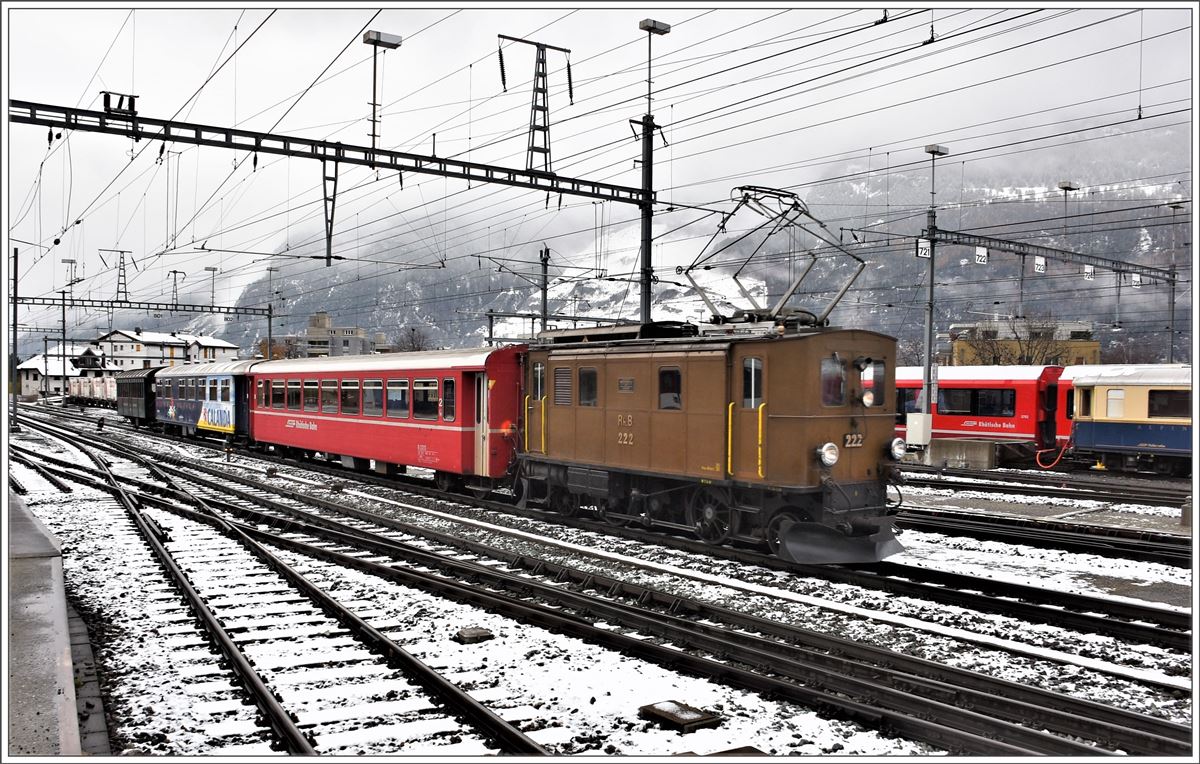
left=1057, top=180, right=1079, bottom=240
left=205, top=266, right=218, bottom=306
left=916, top=144, right=949, bottom=448
left=637, top=18, right=670, bottom=325
left=363, top=30, right=402, bottom=166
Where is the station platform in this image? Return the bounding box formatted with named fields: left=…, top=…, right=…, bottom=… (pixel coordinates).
left=7, top=493, right=81, bottom=755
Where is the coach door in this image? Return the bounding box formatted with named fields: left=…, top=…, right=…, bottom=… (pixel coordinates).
left=474, top=373, right=489, bottom=476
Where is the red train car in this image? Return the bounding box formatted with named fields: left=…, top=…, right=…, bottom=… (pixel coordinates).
left=895, top=365, right=1065, bottom=456
left=248, top=346, right=525, bottom=492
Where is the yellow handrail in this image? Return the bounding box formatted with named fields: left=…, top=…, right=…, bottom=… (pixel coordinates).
left=540, top=397, right=547, bottom=453
left=726, top=401, right=734, bottom=475
left=523, top=394, right=530, bottom=451
left=756, top=402, right=766, bottom=478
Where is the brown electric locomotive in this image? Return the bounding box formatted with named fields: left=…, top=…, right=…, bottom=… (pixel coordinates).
left=516, top=321, right=906, bottom=563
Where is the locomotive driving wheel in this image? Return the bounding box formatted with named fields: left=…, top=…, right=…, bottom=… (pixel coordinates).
left=765, top=510, right=804, bottom=557
left=687, top=486, right=735, bottom=545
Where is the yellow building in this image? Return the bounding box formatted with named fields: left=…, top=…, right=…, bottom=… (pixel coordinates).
left=947, top=320, right=1100, bottom=366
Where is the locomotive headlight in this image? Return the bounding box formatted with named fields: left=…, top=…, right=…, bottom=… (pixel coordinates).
left=861, top=389, right=875, bottom=407
left=817, top=442, right=839, bottom=467
left=890, top=437, right=907, bottom=460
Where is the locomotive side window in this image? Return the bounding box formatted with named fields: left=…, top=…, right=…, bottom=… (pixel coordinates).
left=363, top=379, right=384, bottom=417
left=386, top=379, right=410, bottom=418
left=579, top=368, right=598, bottom=407
left=286, top=380, right=301, bottom=410
left=443, top=378, right=456, bottom=421
left=532, top=362, right=546, bottom=401
left=320, top=380, right=338, bottom=413
left=742, top=357, right=762, bottom=408
left=658, top=367, right=682, bottom=410
left=271, top=380, right=285, bottom=408
left=220, top=379, right=231, bottom=402
left=820, top=356, right=845, bottom=406
left=1148, top=390, right=1190, bottom=418
left=553, top=367, right=572, bottom=405
left=413, top=379, right=438, bottom=420
left=1105, top=389, right=1124, bottom=418
left=341, top=379, right=361, bottom=415
left=303, top=380, right=319, bottom=412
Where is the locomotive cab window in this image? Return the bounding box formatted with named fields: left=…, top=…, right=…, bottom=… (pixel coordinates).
left=341, top=379, right=360, bottom=415
left=386, top=379, right=410, bottom=418
left=271, top=380, right=285, bottom=408
left=658, top=367, right=682, bottom=410
left=413, top=379, right=438, bottom=420
left=1148, top=390, right=1190, bottom=418
left=320, top=380, right=339, bottom=413
left=303, top=380, right=319, bottom=412
left=820, top=356, right=845, bottom=406
left=742, top=357, right=762, bottom=408
left=286, top=380, right=301, bottom=410
left=363, top=379, right=384, bottom=417
left=579, top=368, right=598, bottom=407
left=442, top=378, right=456, bottom=421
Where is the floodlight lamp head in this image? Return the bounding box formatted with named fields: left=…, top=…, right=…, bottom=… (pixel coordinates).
left=924, top=144, right=949, bottom=157
left=363, top=30, right=402, bottom=49
left=639, top=19, right=671, bottom=35
left=1058, top=180, right=1080, bottom=192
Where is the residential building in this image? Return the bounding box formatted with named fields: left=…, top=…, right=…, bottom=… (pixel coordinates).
left=16, top=344, right=106, bottom=397
left=93, top=328, right=238, bottom=368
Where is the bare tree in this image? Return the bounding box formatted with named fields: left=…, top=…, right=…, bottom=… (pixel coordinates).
left=1103, top=335, right=1161, bottom=363
left=395, top=327, right=435, bottom=352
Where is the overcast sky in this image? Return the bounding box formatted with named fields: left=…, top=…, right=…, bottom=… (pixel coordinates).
left=3, top=2, right=1194, bottom=340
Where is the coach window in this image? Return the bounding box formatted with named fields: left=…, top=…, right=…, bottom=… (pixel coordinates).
left=579, top=368, right=598, bottom=407
left=341, top=379, right=361, bottom=415
left=287, top=380, right=301, bottom=410
left=272, top=380, right=285, bottom=408
left=896, top=388, right=919, bottom=424
left=209, top=379, right=219, bottom=402
left=220, top=379, right=231, bottom=403
left=443, top=378, right=456, bottom=421
left=320, top=380, right=339, bottom=413
left=976, top=389, right=1016, bottom=417
left=255, top=380, right=265, bottom=407
left=937, top=389, right=972, bottom=415
left=532, top=362, right=546, bottom=401
left=413, top=379, right=439, bottom=420
left=820, top=355, right=845, bottom=406
left=658, top=367, right=682, bottom=410
left=363, top=379, right=384, bottom=417
left=303, top=380, right=319, bottom=412
left=387, top=379, right=410, bottom=418
left=1078, top=388, right=1093, bottom=417
left=553, top=367, right=572, bottom=405
left=742, top=358, right=762, bottom=408
left=1148, top=390, right=1190, bottom=418
left=1105, top=389, right=1125, bottom=418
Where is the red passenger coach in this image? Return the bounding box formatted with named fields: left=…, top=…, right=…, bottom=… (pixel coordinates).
left=249, top=346, right=525, bottom=489
left=895, top=365, right=1065, bottom=455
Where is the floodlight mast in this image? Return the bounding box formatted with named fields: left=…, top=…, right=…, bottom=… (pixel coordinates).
left=637, top=18, right=670, bottom=324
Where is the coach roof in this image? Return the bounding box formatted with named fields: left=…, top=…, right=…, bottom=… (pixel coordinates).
left=251, top=346, right=518, bottom=375
left=156, top=359, right=261, bottom=378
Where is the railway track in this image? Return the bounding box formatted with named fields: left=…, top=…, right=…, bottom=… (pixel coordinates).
left=17, top=411, right=1193, bottom=756
left=19, top=418, right=547, bottom=755
left=900, top=464, right=1191, bottom=506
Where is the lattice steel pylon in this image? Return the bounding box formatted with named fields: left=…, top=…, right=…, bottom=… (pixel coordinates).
left=116, top=252, right=129, bottom=302
left=498, top=34, right=572, bottom=175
